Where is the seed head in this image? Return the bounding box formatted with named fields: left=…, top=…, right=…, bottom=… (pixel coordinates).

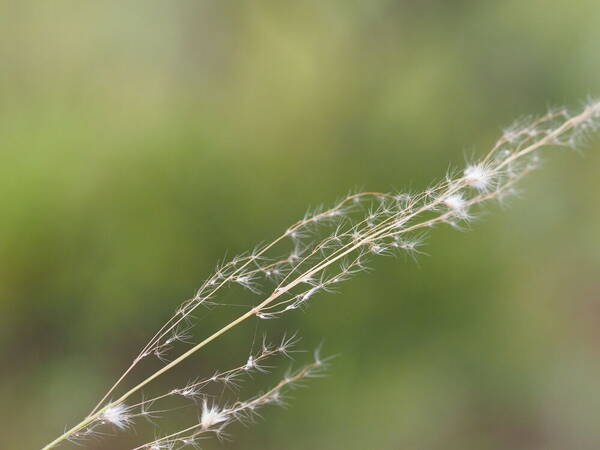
left=443, top=193, right=467, bottom=212
left=200, top=400, right=229, bottom=430
left=464, top=164, right=494, bottom=191
left=99, top=403, right=132, bottom=430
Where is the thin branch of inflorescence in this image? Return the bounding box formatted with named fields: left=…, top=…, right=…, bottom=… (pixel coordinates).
left=133, top=350, right=330, bottom=450
left=42, top=99, right=600, bottom=450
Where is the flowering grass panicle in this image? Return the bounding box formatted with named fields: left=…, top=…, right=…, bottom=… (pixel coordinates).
left=42, top=99, right=600, bottom=450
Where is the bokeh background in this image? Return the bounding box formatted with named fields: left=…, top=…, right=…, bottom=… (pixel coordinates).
left=2, top=2, right=600, bottom=449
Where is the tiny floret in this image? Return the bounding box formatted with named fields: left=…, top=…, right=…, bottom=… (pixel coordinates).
left=245, top=355, right=254, bottom=370
left=464, top=164, right=493, bottom=191
left=443, top=193, right=466, bottom=212
left=99, top=403, right=132, bottom=429
left=200, top=400, right=229, bottom=430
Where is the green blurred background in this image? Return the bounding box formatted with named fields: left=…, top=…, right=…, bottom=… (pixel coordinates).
left=1, top=1, right=600, bottom=449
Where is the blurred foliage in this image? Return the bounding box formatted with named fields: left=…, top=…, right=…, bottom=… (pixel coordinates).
left=1, top=1, right=600, bottom=449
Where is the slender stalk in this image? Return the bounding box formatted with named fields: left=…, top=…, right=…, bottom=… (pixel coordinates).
left=41, top=101, right=599, bottom=449
left=87, top=192, right=381, bottom=416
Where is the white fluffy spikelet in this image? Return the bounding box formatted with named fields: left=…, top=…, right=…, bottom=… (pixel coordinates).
left=200, top=400, right=229, bottom=430
left=464, top=164, right=494, bottom=191
left=99, top=403, right=132, bottom=430
left=443, top=192, right=467, bottom=215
